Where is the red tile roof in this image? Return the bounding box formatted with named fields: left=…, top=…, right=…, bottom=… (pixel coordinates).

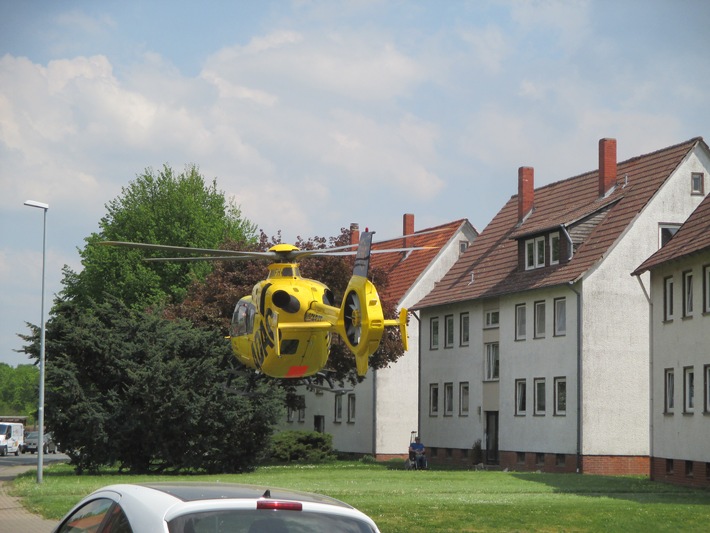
left=415, top=137, right=705, bottom=309
left=633, top=192, right=710, bottom=275
left=369, top=219, right=474, bottom=304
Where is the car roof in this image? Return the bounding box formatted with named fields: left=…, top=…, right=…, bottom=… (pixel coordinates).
left=137, top=482, right=354, bottom=508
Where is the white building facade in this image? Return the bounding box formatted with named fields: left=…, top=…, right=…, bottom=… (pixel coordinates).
left=416, top=138, right=710, bottom=475
left=633, top=192, right=710, bottom=487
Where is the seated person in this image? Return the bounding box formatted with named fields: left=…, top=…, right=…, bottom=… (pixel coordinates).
left=409, top=436, right=426, bottom=468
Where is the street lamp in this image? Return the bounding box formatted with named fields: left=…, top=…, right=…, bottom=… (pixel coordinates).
left=24, top=199, right=49, bottom=484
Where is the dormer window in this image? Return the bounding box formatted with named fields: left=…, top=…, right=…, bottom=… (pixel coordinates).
left=525, top=236, right=546, bottom=270
left=550, top=233, right=560, bottom=265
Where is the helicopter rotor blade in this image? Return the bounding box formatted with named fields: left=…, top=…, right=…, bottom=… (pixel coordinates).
left=100, top=241, right=276, bottom=260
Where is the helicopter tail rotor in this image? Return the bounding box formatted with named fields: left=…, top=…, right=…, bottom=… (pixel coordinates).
left=338, top=275, right=385, bottom=376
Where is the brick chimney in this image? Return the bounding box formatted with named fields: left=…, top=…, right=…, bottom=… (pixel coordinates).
left=350, top=223, right=359, bottom=246
left=518, top=167, right=534, bottom=222
left=403, top=213, right=414, bottom=248
left=599, top=138, right=617, bottom=197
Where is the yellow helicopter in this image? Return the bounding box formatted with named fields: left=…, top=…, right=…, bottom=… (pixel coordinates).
left=103, top=231, right=408, bottom=380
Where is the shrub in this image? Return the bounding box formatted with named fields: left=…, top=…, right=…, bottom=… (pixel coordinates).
left=268, top=431, right=336, bottom=463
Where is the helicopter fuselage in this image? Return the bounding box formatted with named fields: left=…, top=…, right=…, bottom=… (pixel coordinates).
left=229, top=262, right=339, bottom=378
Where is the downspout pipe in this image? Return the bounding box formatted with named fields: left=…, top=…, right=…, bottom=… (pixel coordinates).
left=634, top=274, right=653, bottom=477
left=561, top=225, right=574, bottom=261
left=410, top=310, right=422, bottom=438
left=568, top=281, right=582, bottom=473
left=372, top=368, right=377, bottom=457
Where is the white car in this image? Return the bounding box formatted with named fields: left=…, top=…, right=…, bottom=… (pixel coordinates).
left=52, top=482, right=380, bottom=532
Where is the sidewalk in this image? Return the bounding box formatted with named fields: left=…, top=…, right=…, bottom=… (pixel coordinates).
left=0, top=464, right=57, bottom=533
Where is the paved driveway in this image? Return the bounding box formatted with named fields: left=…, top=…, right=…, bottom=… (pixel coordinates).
left=0, top=454, right=68, bottom=533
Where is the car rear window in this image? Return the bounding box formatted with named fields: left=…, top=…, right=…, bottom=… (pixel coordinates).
left=168, top=509, right=376, bottom=533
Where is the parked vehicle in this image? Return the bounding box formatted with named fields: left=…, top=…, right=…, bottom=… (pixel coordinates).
left=0, top=422, right=23, bottom=456
left=53, top=482, right=381, bottom=532
left=23, top=431, right=58, bottom=454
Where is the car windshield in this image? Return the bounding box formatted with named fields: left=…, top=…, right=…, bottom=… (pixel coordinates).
left=168, top=509, right=376, bottom=533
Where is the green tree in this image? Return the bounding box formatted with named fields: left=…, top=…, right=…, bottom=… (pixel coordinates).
left=0, top=363, right=39, bottom=419
left=41, top=297, right=283, bottom=474
left=19, top=164, right=278, bottom=473
left=62, top=164, right=256, bottom=308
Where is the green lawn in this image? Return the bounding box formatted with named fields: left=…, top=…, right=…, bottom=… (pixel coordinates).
left=11, top=461, right=710, bottom=532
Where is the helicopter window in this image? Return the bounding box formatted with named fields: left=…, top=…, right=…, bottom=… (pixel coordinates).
left=268, top=266, right=299, bottom=279
left=280, top=339, right=299, bottom=355
left=231, top=301, right=256, bottom=336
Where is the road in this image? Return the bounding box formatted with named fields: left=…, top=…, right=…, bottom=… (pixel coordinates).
left=0, top=450, right=69, bottom=471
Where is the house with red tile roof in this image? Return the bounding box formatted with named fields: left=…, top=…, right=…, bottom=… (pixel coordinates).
left=632, top=192, right=710, bottom=488
left=414, top=137, right=710, bottom=475
left=284, top=214, right=478, bottom=458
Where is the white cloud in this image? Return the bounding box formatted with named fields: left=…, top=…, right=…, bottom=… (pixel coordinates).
left=204, top=29, right=426, bottom=102
left=459, top=25, right=511, bottom=74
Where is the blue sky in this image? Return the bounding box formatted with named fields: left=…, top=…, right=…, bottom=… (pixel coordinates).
left=2, top=0, right=710, bottom=366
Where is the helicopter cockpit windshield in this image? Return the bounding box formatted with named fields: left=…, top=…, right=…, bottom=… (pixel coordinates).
left=267, top=265, right=299, bottom=279
left=231, top=298, right=256, bottom=337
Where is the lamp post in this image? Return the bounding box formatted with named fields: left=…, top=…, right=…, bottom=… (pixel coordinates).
left=24, top=200, right=49, bottom=483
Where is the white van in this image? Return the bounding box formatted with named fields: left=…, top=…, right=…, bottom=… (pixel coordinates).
left=0, top=422, right=24, bottom=456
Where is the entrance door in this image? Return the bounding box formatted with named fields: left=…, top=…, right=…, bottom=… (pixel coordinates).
left=485, top=411, right=499, bottom=464
left=314, top=415, right=325, bottom=433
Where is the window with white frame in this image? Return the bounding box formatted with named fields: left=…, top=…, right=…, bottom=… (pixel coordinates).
left=334, top=394, right=343, bottom=422
left=444, top=315, right=454, bottom=348
left=691, top=172, right=704, bottom=195
left=459, top=240, right=469, bottom=254
left=705, top=365, right=710, bottom=413
left=515, top=379, right=527, bottom=415
left=485, top=343, right=499, bottom=380
left=660, top=224, right=680, bottom=247
left=664, top=276, right=674, bottom=321
left=550, top=232, right=560, bottom=265
left=515, top=304, right=526, bottom=340
left=429, top=384, right=439, bottom=416
left=526, top=240, right=535, bottom=269
left=430, top=317, right=439, bottom=349
left=554, top=297, right=566, bottom=336
left=534, top=301, right=546, bottom=338
left=484, top=309, right=499, bottom=329
left=684, top=367, right=694, bottom=413
left=460, top=313, right=470, bottom=345
left=444, top=382, right=454, bottom=415
left=347, top=394, right=356, bottom=422
left=459, top=382, right=469, bottom=416
left=704, top=265, right=710, bottom=313
left=525, top=236, right=546, bottom=269
left=534, top=378, right=546, bottom=415
left=536, top=236, right=545, bottom=267
left=554, top=377, right=566, bottom=416
left=664, top=368, right=674, bottom=413
left=683, top=270, right=694, bottom=318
